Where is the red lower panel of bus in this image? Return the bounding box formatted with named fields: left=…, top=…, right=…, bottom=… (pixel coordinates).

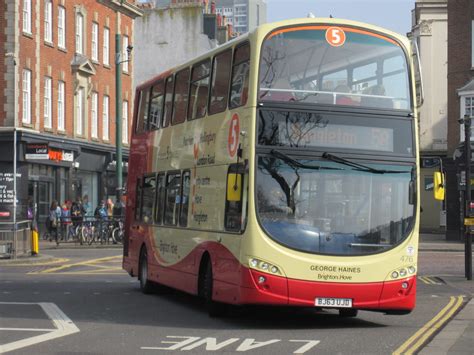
left=235, top=268, right=416, bottom=311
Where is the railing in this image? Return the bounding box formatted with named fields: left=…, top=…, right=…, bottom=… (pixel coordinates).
left=0, top=220, right=31, bottom=259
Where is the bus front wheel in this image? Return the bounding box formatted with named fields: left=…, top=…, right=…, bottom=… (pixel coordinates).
left=202, top=261, right=226, bottom=317
left=139, top=247, right=154, bottom=294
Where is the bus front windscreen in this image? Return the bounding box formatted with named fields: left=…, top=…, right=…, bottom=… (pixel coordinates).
left=256, top=156, right=415, bottom=256
left=259, top=26, right=411, bottom=110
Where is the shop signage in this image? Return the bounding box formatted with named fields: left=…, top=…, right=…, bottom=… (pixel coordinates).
left=25, top=143, right=49, bottom=160
left=25, top=143, right=73, bottom=163
left=0, top=163, right=28, bottom=221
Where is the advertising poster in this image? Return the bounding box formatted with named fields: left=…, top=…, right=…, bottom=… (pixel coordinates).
left=0, top=163, right=29, bottom=221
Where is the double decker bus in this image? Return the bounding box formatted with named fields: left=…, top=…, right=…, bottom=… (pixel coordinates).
left=124, top=18, right=420, bottom=317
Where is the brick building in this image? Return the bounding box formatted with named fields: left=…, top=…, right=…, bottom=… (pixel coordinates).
left=445, top=0, right=474, bottom=240
left=0, top=0, right=142, bottom=224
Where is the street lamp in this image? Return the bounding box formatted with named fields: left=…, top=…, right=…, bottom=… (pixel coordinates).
left=115, top=34, right=132, bottom=213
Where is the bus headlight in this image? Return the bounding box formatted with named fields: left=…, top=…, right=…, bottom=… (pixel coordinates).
left=399, top=268, right=407, bottom=277
left=391, top=271, right=399, bottom=279
left=248, top=257, right=282, bottom=275
left=408, top=266, right=416, bottom=274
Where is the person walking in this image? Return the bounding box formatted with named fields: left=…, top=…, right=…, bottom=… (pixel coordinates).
left=49, top=200, right=61, bottom=246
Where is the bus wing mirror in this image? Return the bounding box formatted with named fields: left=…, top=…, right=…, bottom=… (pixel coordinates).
left=227, top=174, right=242, bottom=202
left=433, top=171, right=445, bottom=201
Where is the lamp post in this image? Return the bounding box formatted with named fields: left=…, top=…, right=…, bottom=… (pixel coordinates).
left=115, top=31, right=132, bottom=213
left=460, top=114, right=472, bottom=280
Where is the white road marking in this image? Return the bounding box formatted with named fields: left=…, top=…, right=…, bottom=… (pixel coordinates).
left=0, top=302, right=80, bottom=353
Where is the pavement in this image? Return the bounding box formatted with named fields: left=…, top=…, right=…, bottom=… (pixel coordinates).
left=0, top=232, right=472, bottom=354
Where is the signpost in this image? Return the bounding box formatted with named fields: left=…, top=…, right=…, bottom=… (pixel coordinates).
left=461, top=115, right=472, bottom=280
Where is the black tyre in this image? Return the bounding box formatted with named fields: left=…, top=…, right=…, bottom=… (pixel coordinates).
left=139, top=247, right=154, bottom=294
left=202, top=261, right=226, bottom=317
left=339, top=308, right=358, bottom=318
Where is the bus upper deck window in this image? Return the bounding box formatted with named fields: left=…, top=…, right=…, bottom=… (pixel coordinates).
left=189, top=59, right=211, bottom=120
left=162, top=75, right=175, bottom=128
left=230, top=43, right=250, bottom=109
left=172, top=68, right=190, bottom=125
left=136, top=89, right=150, bottom=133
left=149, top=81, right=165, bottom=130
left=209, top=50, right=232, bottom=115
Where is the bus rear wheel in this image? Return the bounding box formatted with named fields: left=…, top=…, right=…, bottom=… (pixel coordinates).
left=339, top=308, right=358, bottom=318
left=139, top=247, right=154, bottom=294
left=202, top=261, right=226, bottom=317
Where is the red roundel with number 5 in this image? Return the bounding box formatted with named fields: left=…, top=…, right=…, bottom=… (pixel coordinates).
left=228, top=114, right=240, bottom=158
left=325, top=27, right=346, bottom=47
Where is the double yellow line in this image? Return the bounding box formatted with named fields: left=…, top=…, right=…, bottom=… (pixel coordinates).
left=393, top=295, right=465, bottom=355
left=29, top=255, right=122, bottom=274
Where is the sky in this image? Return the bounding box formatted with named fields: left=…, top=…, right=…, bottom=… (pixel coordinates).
left=266, top=0, right=416, bottom=35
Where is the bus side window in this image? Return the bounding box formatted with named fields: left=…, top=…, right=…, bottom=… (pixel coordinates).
left=162, top=75, right=174, bottom=128
left=155, top=174, right=165, bottom=224
left=172, top=68, right=190, bottom=125
left=209, top=49, right=232, bottom=115
left=136, top=89, right=150, bottom=133
left=164, top=172, right=181, bottom=226
left=225, top=164, right=245, bottom=232
left=188, top=59, right=211, bottom=120
left=134, top=177, right=143, bottom=222
left=179, top=171, right=191, bottom=227
left=149, top=81, right=165, bottom=130
left=229, top=42, right=250, bottom=109
left=141, top=175, right=156, bottom=224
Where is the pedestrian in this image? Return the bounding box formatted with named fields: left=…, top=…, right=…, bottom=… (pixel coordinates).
left=106, top=198, right=114, bottom=217
left=83, top=194, right=91, bottom=217
left=49, top=200, right=61, bottom=246
left=61, top=201, right=71, bottom=241
left=71, top=196, right=86, bottom=228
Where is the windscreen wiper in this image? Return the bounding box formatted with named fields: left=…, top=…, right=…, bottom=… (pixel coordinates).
left=270, top=150, right=341, bottom=170
left=321, top=152, right=410, bottom=174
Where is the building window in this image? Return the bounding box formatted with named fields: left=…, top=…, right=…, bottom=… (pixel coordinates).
left=466, top=96, right=474, bottom=118
left=472, top=20, right=474, bottom=68
left=103, top=27, right=110, bottom=66
left=58, top=81, right=65, bottom=131
left=44, top=77, right=52, bottom=128
left=58, top=6, right=66, bottom=49
left=103, top=95, right=109, bottom=140
left=23, top=0, right=31, bottom=34
left=76, top=88, right=85, bottom=136
left=75, top=13, right=84, bottom=54
left=44, top=0, right=53, bottom=42
left=122, top=35, right=129, bottom=73
left=122, top=100, right=129, bottom=144
left=91, top=23, right=99, bottom=61
left=22, top=69, right=31, bottom=124
left=91, top=92, right=98, bottom=138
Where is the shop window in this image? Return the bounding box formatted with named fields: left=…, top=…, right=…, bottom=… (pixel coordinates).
left=164, top=172, right=181, bottom=225
left=230, top=43, right=250, bottom=109
left=209, top=50, right=232, bottom=115
left=141, top=175, right=156, bottom=224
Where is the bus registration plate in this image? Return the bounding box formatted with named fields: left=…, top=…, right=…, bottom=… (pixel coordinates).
left=315, top=297, right=352, bottom=308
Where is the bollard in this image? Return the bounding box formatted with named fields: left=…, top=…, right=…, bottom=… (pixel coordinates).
left=31, top=228, right=39, bottom=255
